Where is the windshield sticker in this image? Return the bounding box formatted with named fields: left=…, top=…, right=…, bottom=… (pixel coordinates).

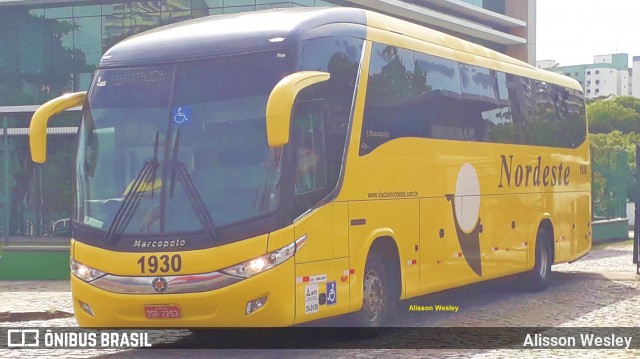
left=172, top=106, right=192, bottom=125
left=112, top=70, right=166, bottom=86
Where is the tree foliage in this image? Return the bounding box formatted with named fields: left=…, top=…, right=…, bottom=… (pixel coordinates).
left=588, top=97, right=640, bottom=202
left=587, top=97, right=640, bottom=134
left=590, top=131, right=640, bottom=203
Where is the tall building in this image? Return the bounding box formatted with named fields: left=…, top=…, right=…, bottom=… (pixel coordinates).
left=547, top=53, right=632, bottom=100
left=535, top=59, right=557, bottom=70
left=0, top=0, right=536, bottom=245
left=633, top=56, right=640, bottom=98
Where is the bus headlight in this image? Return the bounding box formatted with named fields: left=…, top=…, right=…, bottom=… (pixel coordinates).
left=71, top=258, right=106, bottom=282
left=221, top=235, right=306, bottom=279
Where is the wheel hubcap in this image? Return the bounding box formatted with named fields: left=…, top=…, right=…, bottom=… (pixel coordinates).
left=363, top=268, right=384, bottom=322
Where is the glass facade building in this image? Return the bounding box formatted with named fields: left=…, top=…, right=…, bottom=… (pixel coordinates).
left=0, top=1, right=337, bottom=244
left=0, top=0, right=534, bottom=244
left=1, top=1, right=337, bottom=106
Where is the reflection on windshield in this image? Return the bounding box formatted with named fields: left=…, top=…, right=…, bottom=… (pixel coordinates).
left=76, top=52, right=288, bottom=238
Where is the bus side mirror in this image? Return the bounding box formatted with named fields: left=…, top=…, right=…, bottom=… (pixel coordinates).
left=30, top=91, right=86, bottom=163
left=266, top=71, right=330, bottom=148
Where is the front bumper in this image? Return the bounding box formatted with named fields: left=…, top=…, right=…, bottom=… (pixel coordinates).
left=71, top=259, right=295, bottom=327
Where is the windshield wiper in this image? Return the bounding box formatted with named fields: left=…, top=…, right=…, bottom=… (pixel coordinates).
left=104, top=161, right=158, bottom=244
left=104, top=132, right=160, bottom=244
left=103, top=129, right=217, bottom=243
left=170, top=130, right=218, bottom=241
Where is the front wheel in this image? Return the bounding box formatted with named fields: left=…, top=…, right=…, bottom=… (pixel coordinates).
left=352, top=252, right=392, bottom=329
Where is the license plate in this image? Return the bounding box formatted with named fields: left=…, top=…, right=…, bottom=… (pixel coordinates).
left=144, top=304, right=181, bottom=319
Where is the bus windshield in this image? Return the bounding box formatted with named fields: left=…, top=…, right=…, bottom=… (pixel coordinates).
left=76, top=51, right=290, bottom=238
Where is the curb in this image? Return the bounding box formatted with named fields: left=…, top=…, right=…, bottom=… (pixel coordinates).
left=0, top=310, right=74, bottom=323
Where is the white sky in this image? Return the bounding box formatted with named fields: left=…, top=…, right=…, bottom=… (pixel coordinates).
left=536, top=0, right=639, bottom=67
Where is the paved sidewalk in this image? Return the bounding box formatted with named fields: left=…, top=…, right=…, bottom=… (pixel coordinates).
left=555, top=240, right=639, bottom=275
left=0, top=280, right=74, bottom=322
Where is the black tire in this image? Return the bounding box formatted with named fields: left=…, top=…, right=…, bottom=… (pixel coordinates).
left=352, top=252, right=392, bottom=332
left=524, top=228, right=552, bottom=291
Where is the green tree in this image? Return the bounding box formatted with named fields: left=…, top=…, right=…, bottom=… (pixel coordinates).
left=590, top=131, right=640, bottom=203
left=611, top=96, right=640, bottom=115
left=587, top=99, right=640, bottom=133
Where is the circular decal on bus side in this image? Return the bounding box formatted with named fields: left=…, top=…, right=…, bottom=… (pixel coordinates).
left=454, top=163, right=480, bottom=233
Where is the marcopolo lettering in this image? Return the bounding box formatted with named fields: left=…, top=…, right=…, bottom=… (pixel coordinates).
left=133, top=239, right=186, bottom=249
left=499, top=155, right=570, bottom=188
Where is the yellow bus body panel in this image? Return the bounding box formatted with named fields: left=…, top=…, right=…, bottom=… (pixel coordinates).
left=292, top=258, right=351, bottom=324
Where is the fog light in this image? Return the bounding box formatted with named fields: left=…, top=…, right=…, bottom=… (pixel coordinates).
left=245, top=297, right=267, bottom=315
left=79, top=301, right=95, bottom=317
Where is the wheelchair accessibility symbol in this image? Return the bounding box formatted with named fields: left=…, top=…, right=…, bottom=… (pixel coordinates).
left=326, top=281, right=336, bottom=305
left=172, top=106, right=191, bottom=125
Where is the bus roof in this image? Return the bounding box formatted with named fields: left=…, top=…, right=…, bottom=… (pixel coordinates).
left=363, top=10, right=582, bottom=91
left=99, top=7, right=580, bottom=92
left=99, top=7, right=367, bottom=67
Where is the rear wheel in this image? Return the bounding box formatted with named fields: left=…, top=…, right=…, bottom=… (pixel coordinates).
left=524, top=228, right=552, bottom=291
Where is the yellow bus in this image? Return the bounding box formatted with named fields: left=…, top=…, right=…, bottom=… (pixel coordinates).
left=30, top=7, right=590, bottom=328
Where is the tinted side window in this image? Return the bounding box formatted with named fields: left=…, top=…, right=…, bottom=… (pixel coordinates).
left=460, top=64, right=496, bottom=100
left=502, top=75, right=588, bottom=148
left=528, top=80, right=563, bottom=147
left=414, top=52, right=461, bottom=96
left=360, top=42, right=586, bottom=154
left=483, top=71, right=517, bottom=144
left=538, top=84, right=586, bottom=148
left=360, top=43, right=421, bottom=155
left=507, top=74, right=534, bottom=144
left=517, top=80, right=576, bottom=148
left=414, top=52, right=474, bottom=142
left=449, top=64, right=506, bottom=142
left=564, top=88, right=587, bottom=147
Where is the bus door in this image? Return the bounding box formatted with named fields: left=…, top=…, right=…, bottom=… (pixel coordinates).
left=290, top=100, right=351, bottom=324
